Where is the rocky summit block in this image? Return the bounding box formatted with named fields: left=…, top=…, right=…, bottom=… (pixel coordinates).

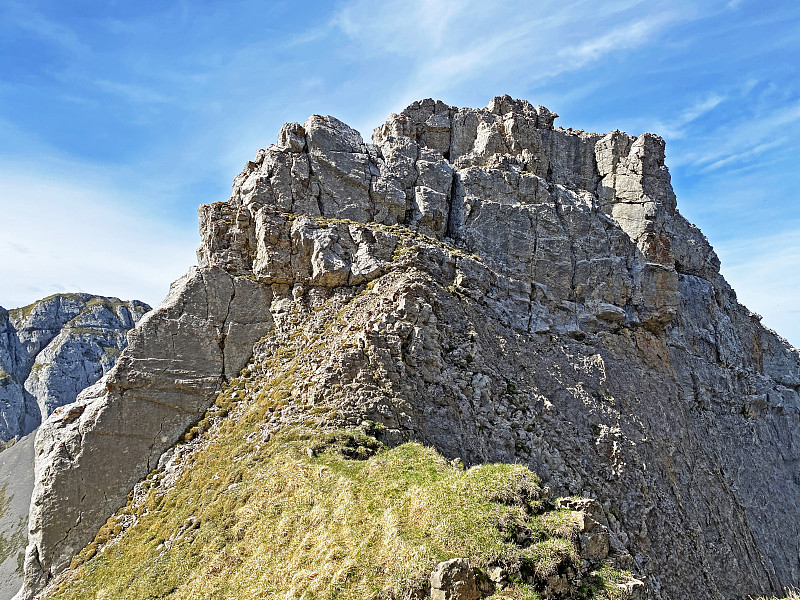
left=18, top=96, right=800, bottom=600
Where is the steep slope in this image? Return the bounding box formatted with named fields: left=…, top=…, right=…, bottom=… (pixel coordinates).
left=0, top=434, right=34, bottom=600
left=0, top=294, right=150, bottom=441
left=41, top=420, right=634, bottom=600
left=18, top=97, right=800, bottom=600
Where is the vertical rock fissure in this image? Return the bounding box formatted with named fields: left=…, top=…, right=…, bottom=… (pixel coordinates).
left=219, top=280, right=236, bottom=384
left=445, top=169, right=461, bottom=240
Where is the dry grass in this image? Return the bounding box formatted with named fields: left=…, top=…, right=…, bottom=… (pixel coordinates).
left=46, top=420, right=586, bottom=600
left=751, top=588, right=800, bottom=600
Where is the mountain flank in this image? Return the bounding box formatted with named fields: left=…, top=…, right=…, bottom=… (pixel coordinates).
left=0, top=294, right=150, bottom=442
left=16, top=96, right=800, bottom=600
left=0, top=434, right=33, bottom=600
left=0, top=294, right=148, bottom=600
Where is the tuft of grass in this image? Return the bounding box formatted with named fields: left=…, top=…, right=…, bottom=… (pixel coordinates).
left=751, top=588, right=800, bottom=600
left=589, top=565, right=644, bottom=600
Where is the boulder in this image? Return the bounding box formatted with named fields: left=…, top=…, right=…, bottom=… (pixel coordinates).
left=430, top=558, right=480, bottom=600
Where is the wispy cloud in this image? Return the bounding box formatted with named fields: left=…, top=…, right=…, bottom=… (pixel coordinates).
left=90, top=79, right=174, bottom=105
left=716, top=229, right=800, bottom=347
left=700, top=139, right=785, bottom=172
left=673, top=99, right=800, bottom=171
left=559, top=11, right=683, bottom=68
left=331, top=0, right=468, bottom=55
left=330, top=0, right=725, bottom=131
left=651, top=93, right=729, bottom=139
left=0, top=2, right=88, bottom=55
left=7, top=242, right=32, bottom=255
left=0, top=164, right=197, bottom=310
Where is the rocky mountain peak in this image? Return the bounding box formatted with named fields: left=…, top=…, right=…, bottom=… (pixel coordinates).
left=200, top=95, right=723, bottom=338
left=15, top=97, right=800, bottom=600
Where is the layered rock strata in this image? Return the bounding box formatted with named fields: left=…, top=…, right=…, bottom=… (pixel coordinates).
left=0, top=295, right=150, bottom=442
left=20, top=97, right=800, bottom=600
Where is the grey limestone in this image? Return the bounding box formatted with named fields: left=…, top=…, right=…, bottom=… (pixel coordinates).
left=19, top=96, right=800, bottom=600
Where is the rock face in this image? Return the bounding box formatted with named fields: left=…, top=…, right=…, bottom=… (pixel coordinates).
left=0, top=295, right=150, bottom=442
left=20, top=272, right=273, bottom=596
left=431, top=558, right=480, bottom=600
left=20, top=97, right=800, bottom=600
left=0, top=434, right=34, bottom=600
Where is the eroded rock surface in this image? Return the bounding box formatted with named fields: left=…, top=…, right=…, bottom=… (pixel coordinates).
left=431, top=558, right=480, bottom=600
left=0, top=434, right=34, bottom=600
left=20, top=269, right=272, bottom=596
left=21, top=96, right=800, bottom=600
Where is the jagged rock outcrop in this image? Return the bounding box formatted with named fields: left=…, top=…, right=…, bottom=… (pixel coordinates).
left=0, top=295, right=150, bottom=442
left=20, top=96, right=800, bottom=600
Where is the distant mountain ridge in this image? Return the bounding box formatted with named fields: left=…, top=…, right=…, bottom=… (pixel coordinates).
left=0, top=294, right=150, bottom=442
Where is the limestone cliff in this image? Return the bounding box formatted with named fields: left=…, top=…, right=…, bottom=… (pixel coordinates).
left=0, top=434, right=34, bottom=600
left=0, top=295, right=150, bottom=442
left=19, top=97, right=800, bottom=600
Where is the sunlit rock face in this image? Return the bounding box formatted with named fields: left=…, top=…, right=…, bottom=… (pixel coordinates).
left=0, top=294, right=150, bottom=442
left=19, top=97, right=800, bottom=600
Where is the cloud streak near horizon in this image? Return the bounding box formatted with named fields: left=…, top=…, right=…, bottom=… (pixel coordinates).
left=1, top=0, right=799, bottom=345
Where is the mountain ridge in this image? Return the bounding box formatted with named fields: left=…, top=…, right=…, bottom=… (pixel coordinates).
left=0, top=293, right=150, bottom=442
left=16, top=96, right=800, bottom=600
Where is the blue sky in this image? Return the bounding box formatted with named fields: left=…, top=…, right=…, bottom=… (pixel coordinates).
left=1, top=0, right=798, bottom=346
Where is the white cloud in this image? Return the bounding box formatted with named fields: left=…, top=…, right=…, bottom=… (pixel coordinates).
left=0, top=165, right=197, bottom=310
left=716, top=230, right=800, bottom=348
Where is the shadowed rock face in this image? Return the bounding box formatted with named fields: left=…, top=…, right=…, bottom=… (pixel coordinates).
left=0, top=434, right=34, bottom=600
left=20, top=270, right=274, bottom=598
left=0, top=295, right=150, bottom=442
left=19, top=96, right=800, bottom=600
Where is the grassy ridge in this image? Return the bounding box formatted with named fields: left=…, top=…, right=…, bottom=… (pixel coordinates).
left=43, top=284, right=630, bottom=600
left=49, top=423, right=595, bottom=600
